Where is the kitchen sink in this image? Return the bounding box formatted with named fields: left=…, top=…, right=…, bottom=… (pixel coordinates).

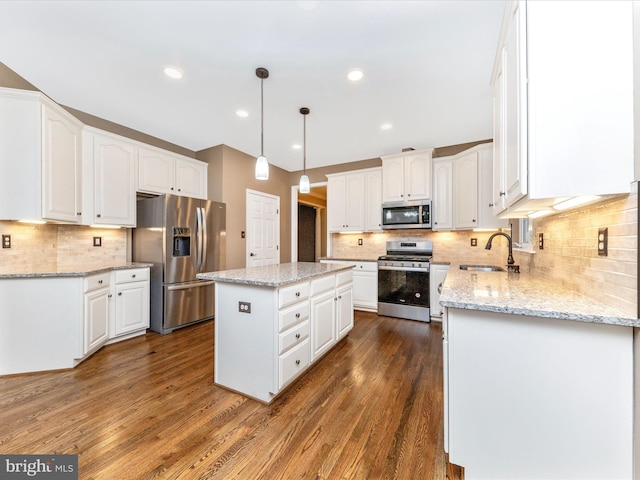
left=459, top=264, right=506, bottom=272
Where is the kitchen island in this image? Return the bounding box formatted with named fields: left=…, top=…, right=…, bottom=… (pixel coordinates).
left=439, top=266, right=637, bottom=479
left=197, top=262, right=354, bottom=403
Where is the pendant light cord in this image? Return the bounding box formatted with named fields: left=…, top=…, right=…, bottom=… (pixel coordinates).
left=303, top=113, right=306, bottom=174
left=260, top=77, right=264, bottom=156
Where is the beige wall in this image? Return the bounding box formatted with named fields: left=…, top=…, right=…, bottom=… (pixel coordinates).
left=197, top=145, right=292, bottom=269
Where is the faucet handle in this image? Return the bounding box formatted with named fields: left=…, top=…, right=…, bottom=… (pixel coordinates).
left=507, top=264, right=520, bottom=273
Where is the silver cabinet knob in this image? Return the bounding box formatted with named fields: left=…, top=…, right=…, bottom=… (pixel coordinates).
left=295, top=359, right=300, bottom=366
left=118, top=292, right=122, bottom=296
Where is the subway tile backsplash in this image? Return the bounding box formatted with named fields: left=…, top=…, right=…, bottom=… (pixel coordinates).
left=0, top=221, right=127, bottom=273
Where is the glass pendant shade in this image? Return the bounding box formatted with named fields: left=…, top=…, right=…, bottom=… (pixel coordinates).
left=255, top=155, right=269, bottom=180
left=299, top=174, right=310, bottom=193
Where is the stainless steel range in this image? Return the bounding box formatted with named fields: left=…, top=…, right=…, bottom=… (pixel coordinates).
left=378, top=240, right=432, bottom=322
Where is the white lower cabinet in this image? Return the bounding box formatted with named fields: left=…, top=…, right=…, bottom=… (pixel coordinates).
left=111, top=268, right=150, bottom=338
left=214, top=268, right=354, bottom=403
left=83, top=272, right=111, bottom=355
left=429, top=264, right=449, bottom=320
left=320, top=259, right=377, bottom=312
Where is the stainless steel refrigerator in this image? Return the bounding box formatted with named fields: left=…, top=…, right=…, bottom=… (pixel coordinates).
left=132, top=194, right=226, bottom=334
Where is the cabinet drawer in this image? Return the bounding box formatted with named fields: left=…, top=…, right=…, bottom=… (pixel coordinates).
left=278, top=281, right=309, bottom=309
left=279, top=301, right=310, bottom=332
left=337, top=270, right=353, bottom=286
left=84, top=272, right=110, bottom=292
left=115, top=268, right=149, bottom=284
left=279, top=320, right=310, bottom=355
left=279, top=339, right=310, bottom=389
left=310, top=275, right=335, bottom=295
left=353, top=261, right=377, bottom=272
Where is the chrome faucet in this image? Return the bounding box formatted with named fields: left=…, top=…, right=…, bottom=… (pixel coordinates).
left=485, top=232, right=519, bottom=272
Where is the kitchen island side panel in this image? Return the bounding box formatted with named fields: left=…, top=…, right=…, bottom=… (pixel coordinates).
left=214, top=282, right=277, bottom=402
left=448, top=307, right=633, bottom=479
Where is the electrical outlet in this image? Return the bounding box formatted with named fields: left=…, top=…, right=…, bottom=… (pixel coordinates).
left=241, top=231, right=246, bottom=239
left=598, top=228, right=608, bottom=256
left=2, top=234, right=11, bottom=248
left=238, top=301, right=251, bottom=313
left=538, top=233, right=544, bottom=250
left=93, top=236, right=102, bottom=247
left=470, top=238, right=477, bottom=247
left=358, top=238, right=363, bottom=246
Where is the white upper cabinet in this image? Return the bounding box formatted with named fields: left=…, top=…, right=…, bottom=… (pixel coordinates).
left=381, top=148, right=433, bottom=203
left=432, top=159, right=453, bottom=231
left=491, top=0, right=633, bottom=217
left=453, top=152, right=478, bottom=230
left=364, top=168, right=382, bottom=231
left=138, top=146, right=207, bottom=199
left=0, top=88, right=83, bottom=223
left=83, top=129, right=136, bottom=227
left=326, top=170, right=368, bottom=232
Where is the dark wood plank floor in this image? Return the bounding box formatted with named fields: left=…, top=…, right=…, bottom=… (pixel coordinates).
left=0, top=312, right=462, bottom=479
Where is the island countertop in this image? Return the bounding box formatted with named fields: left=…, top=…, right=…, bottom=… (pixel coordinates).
left=0, top=262, right=153, bottom=279
left=197, top=262, right=354, bottom=288
left=440, top=264, right=638, bottom=327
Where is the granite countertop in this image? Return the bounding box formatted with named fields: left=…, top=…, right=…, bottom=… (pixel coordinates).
left=197, top=262, right=354, bottom=287
left=0, top=262, right=153, bottom=279
left=440, top=264, right=638, bottom=327
left=320, top=257, right=379, bottom=263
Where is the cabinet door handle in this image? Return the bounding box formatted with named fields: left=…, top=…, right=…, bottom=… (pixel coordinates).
left=96, top=214, right=101, bottom=218
left=132, top=274, right=136, bottom=278
left=171, top=187, right=174, bottom=190
left=489, top=203, right=494, bottom=208
left=437, top=282, right=443, bottom=294
left=250, top=252, right=256, bottom=257
left=295, top=291, right=300, bottom=297
left=499, top=191, right=506, bottom=196
left=118, top=292, right=122, bottom=296
left=295, top=333, right=301, bottom=339
left=472, top=219, right=476, bottom=223
left=295, top=313, right=300, bottom=318
left=108, top=294, right=112, bottom=298
left=295, top=359, right=300, bottom=366
left=98, top=280, right=103, bottom=284
left=76, top=211, right=82, bottom=216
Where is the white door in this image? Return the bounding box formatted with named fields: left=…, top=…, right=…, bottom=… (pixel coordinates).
left=246, top=189, right=280, bottom=267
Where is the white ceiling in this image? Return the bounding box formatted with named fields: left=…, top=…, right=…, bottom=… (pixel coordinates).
left=0, top=0, right=506, bottom=172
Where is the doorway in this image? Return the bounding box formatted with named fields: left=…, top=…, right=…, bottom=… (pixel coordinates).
left=298, top=204, right=316, bottom=262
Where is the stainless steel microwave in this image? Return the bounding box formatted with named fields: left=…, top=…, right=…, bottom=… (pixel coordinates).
left=382, top=200, right=432, bottom=229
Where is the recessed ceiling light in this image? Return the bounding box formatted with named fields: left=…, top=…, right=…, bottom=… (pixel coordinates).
left=292, top=144, right=302, bottom=150
left=380, top=123, right=393, bottom=130
left=347, top=69, right=363, bottom=82
left=236, top=110, right=249, bottom=118
left=163, top=66, right=183, bottom=79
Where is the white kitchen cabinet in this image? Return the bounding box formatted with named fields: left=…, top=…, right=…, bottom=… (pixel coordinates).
left=429, top=264, right=449, bottom=321
left=335, top=271, right=354, bottom=340
left=326, top=169, right=368, bottom=232
left=111, top=268, right=150, bottom=338
left=453, top=152, right=478, bottom=229
left=213, top=267, right=353, bottom=403
left=310, top=286, right=336, bottom=361
left=320, top=259, right=377, bottom=312
left=83, top=272, right=111, bottom=355
left=0, top=88, right=83, bottom=223
left=138, top=146, right=208, bottom=199
left=381, top=148, right=433, bottom=203
left=491, top=1, right=633, bottom=217
left=83, top=129, right=136, bottom=227
left=432, top=159, right=453, bottom=231
left=477, top=144, right=508, bottom=230
left=364, top=168, right=382, bottom=231
left=445, top=306, right=633, bottom=479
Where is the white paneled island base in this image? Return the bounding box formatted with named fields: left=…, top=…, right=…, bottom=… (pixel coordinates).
left=198, top=262, right=354, bottom=404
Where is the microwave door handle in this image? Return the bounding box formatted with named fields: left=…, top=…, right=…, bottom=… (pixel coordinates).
left=200, top=207, right=207, bottom=271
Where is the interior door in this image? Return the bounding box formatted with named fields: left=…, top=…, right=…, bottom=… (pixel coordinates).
left=246, top=189, right=280, bottom=267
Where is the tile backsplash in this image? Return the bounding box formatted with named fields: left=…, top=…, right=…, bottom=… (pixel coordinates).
left=0, top=221, right=127, bottom=273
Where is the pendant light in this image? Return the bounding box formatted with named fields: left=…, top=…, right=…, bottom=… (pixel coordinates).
left=255, top=67, right=269, bottom=180
left=299, top=107, right=310, bottom=193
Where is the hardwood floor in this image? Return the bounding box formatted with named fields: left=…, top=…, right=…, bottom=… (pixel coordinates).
left=0, top=312, right=462, bottom=479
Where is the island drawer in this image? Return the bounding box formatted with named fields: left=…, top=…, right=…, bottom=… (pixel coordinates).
left=114, top=268, right=149, bottom=284
left=279, top=281, right=309, bottom=309
left=84, top=272, right=110, bottom=292
left=279, top=339, right=310, bottom=389
left=310, top=275, right=335, bottom=295
left=279, top=302, right=310, bottom=332
left=279, top=320, right=310, bottom=355
left=337, top=270, right=353, bottom=286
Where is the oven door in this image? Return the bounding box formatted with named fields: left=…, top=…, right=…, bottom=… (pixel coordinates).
left=378, top=264, right=430, bottom=321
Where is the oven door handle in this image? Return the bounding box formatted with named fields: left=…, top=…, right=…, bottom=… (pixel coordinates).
left=378, top=265, right=430, bottom=273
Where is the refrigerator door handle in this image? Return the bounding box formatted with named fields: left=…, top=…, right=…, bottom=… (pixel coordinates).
left=194, top=208, right=201, bottom=272
left=200, top=207, right=208, bottom=271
